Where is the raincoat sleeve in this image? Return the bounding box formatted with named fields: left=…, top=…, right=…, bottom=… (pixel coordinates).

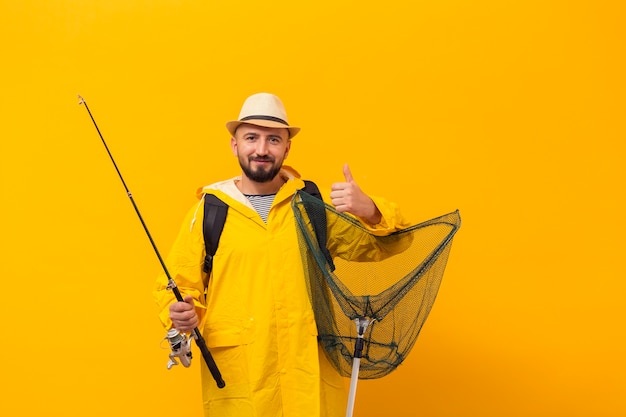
left=153, top=199, right=208, bottom=329
left=362, top=195, right=411, bottom=234
left=326, top=194, right=413, bottom=262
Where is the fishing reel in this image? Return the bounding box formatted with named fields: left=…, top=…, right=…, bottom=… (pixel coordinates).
left=165, top=328, right=193, bottom=369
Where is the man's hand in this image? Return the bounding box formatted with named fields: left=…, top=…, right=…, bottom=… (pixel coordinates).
left=330, top=164, right=382, bottom=225
left=169, top=294, right=198, bottom=332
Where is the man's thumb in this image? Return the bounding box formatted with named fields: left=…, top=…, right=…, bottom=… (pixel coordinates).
left=343, top=163, right=354, bottom=183
left=183, top=294, right=195, bottom=305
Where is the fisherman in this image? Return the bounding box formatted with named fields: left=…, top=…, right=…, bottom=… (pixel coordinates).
left=153, top=92, right=409, bottom=416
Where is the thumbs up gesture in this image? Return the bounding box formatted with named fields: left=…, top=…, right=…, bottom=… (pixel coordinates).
left=330, top=164, right=382, bottom=225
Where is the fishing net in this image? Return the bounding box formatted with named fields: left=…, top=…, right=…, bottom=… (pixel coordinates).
left=292, top=191, right=461, bottom=379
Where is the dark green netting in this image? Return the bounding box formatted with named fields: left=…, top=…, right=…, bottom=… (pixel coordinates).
left=292, top=191, right=461, bottom=379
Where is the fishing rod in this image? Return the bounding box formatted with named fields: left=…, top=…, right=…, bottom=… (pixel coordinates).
left=78, top=95, right=225, bottom=389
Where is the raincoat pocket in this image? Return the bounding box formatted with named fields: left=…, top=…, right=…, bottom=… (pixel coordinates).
left=201, top=319, right=257, bottom=406
left=205, top=318, right=256, bottom=348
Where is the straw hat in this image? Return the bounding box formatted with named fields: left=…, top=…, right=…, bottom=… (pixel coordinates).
left=226, top=93, right=300, bottom=138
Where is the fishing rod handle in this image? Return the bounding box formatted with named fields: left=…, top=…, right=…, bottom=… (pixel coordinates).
left=193, top=328, right=226, bottom=388
left=169, top=283, right=226, bottom=388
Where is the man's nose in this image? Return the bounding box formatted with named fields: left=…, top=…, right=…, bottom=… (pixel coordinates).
left=256, top=139, right=269, bottom=155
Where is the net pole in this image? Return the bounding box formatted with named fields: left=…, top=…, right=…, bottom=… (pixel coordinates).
left=346, top=357, right=361, bottom=417
left=345, top=317, right=371, bottom=417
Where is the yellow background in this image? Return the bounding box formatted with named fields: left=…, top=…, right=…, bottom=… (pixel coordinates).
left=1, top=1, right=624, bottom=416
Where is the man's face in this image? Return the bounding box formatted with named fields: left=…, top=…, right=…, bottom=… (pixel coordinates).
left=231, top=124, right=291, bottom=183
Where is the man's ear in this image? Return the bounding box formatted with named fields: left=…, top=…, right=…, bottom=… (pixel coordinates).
left=230, top=136, right=237, bottom=156
left=284, top=139, right=292, bottom=159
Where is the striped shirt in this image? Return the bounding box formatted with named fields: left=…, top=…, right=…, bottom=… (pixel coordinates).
left=244, top=193, right=276, bottom=223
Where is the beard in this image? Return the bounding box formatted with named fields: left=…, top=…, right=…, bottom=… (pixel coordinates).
left=239, top=155, right=283, bottom=183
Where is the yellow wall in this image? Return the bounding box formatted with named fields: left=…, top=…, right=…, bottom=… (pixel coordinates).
left=1, top=1, right=624, bottom=416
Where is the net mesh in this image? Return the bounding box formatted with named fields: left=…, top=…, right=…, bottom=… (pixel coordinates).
left=292, top=191, right=461, bottom=379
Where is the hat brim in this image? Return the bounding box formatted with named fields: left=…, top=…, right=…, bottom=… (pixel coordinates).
left=226, top=119, right=300, bottom=138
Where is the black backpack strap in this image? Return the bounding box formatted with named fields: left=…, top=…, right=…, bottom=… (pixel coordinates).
left=202, top=194, right=228, bottom=273
left=303, top=180, right=323, bottom=200
left=302, top=180, right=335, bottom=271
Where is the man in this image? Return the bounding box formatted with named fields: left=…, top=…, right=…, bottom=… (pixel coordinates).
left=153, top=93, right=409, bottom=416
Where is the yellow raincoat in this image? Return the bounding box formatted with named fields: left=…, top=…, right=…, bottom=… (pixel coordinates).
left=154, top=168, right=408, bottom=417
